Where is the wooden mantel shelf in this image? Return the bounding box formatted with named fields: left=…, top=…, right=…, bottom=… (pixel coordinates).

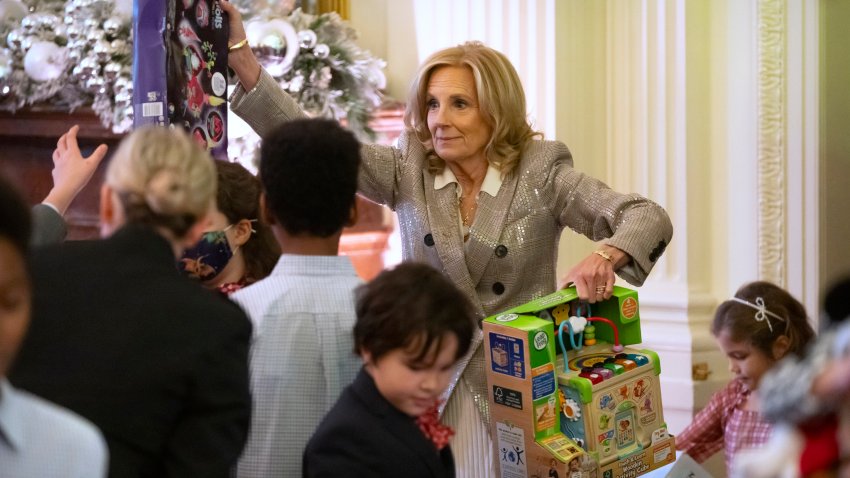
left=0, top=107, right=123, bottom=141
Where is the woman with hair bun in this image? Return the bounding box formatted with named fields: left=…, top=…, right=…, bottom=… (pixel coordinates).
left=10, top=125, right=253, bottom=478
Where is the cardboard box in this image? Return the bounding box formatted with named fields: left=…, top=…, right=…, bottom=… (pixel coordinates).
left=485, top=313, right=590, bottom=477
left=484, top=287, right=675, bottom=478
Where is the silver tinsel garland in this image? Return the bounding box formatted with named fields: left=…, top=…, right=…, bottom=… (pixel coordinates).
left=0, top=0, right=386, bottom=148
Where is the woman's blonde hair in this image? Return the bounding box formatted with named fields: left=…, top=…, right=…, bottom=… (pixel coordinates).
left=105, top=126, right=216, bottom=238
left=404, top=41, right=542, bottom=175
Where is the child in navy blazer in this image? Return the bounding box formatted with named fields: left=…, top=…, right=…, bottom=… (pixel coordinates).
left=303, top=262, right=477, bottom=478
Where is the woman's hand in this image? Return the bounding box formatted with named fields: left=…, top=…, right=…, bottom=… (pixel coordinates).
left=558, top=245, right=629, bottom=303
left=43, top=125, right=108, bottom=215
left=220, top=0, right=261, bottom=90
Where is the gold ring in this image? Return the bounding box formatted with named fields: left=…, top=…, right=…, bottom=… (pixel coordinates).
left=596, top=286, right=605, bottom=294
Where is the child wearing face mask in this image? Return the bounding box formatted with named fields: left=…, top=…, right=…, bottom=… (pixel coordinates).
left=675, top=281, right=815, bottom=476
left=303, top=262, right=477, bottom=478
left=178, top=161, right=279, bottom=295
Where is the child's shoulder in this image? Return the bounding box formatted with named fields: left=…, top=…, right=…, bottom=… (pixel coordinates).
left=712, top=378, right=750, bottom=406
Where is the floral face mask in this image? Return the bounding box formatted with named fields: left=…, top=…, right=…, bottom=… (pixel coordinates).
left=178, top=225, right=234, bottom=281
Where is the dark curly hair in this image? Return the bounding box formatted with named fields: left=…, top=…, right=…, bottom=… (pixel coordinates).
left=712, top=281, right=815, bottom=359
left=260, top=119, right=360, bottom=237
left=0, top=175, right=31, bottom=256
left=214, top=161, right=280, bottom=283
left=354, top=262, right=477, bottom=364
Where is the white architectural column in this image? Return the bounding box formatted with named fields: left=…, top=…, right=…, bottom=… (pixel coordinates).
left=757, top=0, right=820, bottom=318
left=556, top=0, right=819, bottom=442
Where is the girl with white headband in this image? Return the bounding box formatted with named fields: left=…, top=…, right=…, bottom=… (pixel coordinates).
left=675, top=281, right=815, bottom=476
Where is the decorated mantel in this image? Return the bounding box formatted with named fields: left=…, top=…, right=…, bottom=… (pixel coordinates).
left=0, top=0, right=401, bottom=279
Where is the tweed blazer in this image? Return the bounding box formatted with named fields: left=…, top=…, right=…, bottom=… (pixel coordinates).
left=231, top=69, right=673, bottom=318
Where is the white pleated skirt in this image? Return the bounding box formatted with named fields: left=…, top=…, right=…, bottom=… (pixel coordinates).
left=443, top=381, right=494, bottom=478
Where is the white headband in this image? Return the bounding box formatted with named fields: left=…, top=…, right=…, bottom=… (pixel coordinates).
left=730, top=296, right=786, bottom=333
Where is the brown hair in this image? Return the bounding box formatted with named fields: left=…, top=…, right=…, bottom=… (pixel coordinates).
left=214, top=161, right=280, bottom=283
left=712, top=281, right=815, bottom=358
left=404, top=41, right=542, bottom=176
left=354, top=262, right=477, bottom=364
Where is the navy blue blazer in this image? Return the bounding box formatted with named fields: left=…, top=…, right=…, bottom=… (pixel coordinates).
left=303, top=369, right=455, bottom=478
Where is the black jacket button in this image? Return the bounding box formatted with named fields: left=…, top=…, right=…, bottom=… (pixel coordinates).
left=649, top=240, right=666, bottom=262
left=424, top=233, right=434, bottom=247
left=495, top=245, right=508, bottom=258
left=492, top=282, right=505, bottom=295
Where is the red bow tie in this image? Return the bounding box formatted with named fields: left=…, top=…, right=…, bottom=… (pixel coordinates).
left=415, top=402, right=454, bottom=450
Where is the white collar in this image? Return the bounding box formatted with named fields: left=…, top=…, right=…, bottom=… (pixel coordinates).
left=434, top=163, right=502, bottom=198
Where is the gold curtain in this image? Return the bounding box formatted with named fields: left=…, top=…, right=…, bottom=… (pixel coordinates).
left=318, top=0, right=349, bottom=19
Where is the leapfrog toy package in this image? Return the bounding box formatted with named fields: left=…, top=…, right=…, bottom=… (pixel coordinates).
left=133, top=0, right=229, bottom=159
left=484, top=286, right=676, bottom=478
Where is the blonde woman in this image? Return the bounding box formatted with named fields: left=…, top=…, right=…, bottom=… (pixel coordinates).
left=221, top=3, right=673, bottom=475
left=11, top=126, right=253, bottom=478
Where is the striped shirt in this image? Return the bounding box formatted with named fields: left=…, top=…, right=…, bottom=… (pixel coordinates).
left=232, top=254, right=362, bottom=478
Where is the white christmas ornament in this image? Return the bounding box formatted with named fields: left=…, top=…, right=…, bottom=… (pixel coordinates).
left=24, top=41, right=67, bottom=82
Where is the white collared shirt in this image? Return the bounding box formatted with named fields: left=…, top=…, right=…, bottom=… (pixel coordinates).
left=0, top=379, right=107, bottom=478
left=434, top=163, right=503, bottom=237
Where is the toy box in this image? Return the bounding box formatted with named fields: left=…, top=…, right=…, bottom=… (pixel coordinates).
left=484, top=286, right=676, bottom=478
left=133, top=0, right=229, bottom=159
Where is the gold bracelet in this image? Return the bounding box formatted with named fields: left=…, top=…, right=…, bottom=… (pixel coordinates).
left=593, top=249, right=613, bottom=262
left=228, top=38, right=249, bottom=51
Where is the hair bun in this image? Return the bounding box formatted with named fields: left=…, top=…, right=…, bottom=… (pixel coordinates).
left=144, top=168, right=187, bottom=216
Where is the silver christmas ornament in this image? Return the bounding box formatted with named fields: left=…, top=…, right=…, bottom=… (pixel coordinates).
left=113, top=76, right=132, bottom=94
left=36, top=13, right=60, bottom=29
left=20, top=35, right=35, bottom=52
left=313, top=43, right=329, bottom=59
left=298, top=29, right=317, bottom=49
left=66, top=24, right=83, bottom=40
left=6, top=29, right=24, bottom=51
left=66, top=47, right=83, bottom=63
left=103, top=61, right=121, bottom=80
left=20, top=14, right=37, bottom=34
left=86, top=29, right=104, bottom=45
left=103, top=17, right=122, bottom=37
left=79, top=55, right=98, bottom=75
left=53, top=24, right=68, bottom=40
left=85, top=75, right=105, bottom=94
left=93, top=39, right=112, bottom=62
left=71, top=64, right=88, bottom=80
